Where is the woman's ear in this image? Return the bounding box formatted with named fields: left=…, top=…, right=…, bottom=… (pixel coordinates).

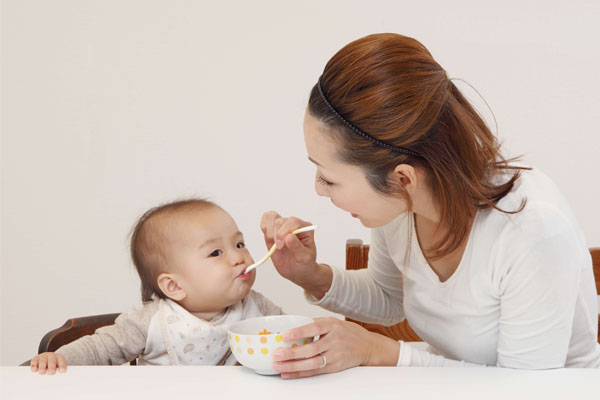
left=157, top=273, right=186, bottom=301
left=392, top=164, right=418, bottom=194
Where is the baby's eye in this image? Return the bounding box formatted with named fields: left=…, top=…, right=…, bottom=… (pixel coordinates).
left=236, top=242, right=246, bottom=249
left=209, top=249, right=223, bottom=257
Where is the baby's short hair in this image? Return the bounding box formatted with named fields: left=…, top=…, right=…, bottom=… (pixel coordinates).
left=130, top=198, right=218, bottom=302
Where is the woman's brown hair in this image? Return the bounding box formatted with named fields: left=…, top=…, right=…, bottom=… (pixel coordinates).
left=308, top=33, right=528, bottom=260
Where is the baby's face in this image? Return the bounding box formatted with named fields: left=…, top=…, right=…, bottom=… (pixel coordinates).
left=166, top=206, right=256, bottom=313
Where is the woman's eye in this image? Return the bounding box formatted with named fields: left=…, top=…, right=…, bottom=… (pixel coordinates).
left=317, top=175, right=334, bottom=186
left=209, top=249, right=223, bottom=257
left=236, top=242, right=246, bottom=249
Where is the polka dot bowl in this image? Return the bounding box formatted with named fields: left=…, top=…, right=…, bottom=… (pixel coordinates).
left=228, top=315, right=315, bottom=375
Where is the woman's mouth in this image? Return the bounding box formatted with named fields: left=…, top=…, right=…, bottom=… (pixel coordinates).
left=351, top=213, right=358, bottom=218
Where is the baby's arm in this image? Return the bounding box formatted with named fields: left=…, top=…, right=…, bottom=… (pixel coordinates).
left=30, top=301, right=158, bottom=373
left=30, top=352, right=67, bottom=375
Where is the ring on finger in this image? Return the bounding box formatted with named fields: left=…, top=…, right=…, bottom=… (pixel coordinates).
left=319, top=353, right=327, bottom=369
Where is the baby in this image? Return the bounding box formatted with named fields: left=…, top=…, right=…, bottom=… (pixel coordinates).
left=30, top=198, right=282, bottom=374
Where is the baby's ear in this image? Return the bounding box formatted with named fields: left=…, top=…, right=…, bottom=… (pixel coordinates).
left=157, top=273, right=186, bottom=301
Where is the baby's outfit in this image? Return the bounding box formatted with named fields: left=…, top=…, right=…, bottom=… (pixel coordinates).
left=57, top=290, right=283, bottom=365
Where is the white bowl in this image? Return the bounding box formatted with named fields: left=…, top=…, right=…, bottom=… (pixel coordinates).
left=228, top=315, right=315, bottom=375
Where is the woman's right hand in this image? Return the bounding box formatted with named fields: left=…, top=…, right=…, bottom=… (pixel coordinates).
left=260, top=211, right=331, bottom=296
left=31, top=352, right=67, bottom=375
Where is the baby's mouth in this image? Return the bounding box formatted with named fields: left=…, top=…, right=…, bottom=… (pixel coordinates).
left=237, top=267, right=251, bottom=277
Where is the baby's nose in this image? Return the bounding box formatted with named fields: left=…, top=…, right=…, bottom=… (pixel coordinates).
left=230, top=250, right=245, bottom=265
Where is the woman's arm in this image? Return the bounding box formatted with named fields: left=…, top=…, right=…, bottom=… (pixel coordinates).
left=273, top=316, right=484, bottom=379
left=271, top=316, right=401, bottom=379
left=492, top=220, right=584, bottom=368
left=305, top=226, right=406, bottom=326
left=297, top=262, right=333, bottom=301
left=260, top=211, right=405, bottom=321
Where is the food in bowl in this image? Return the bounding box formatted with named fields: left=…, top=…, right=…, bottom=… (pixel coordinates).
left=228, top=315, right=315, bottom=375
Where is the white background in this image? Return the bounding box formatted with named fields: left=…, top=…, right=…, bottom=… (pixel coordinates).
left=1, top=0, right=599, bottom=366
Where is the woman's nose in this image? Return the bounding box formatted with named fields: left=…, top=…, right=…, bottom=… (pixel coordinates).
left=315, top=181, right=329, bottom=198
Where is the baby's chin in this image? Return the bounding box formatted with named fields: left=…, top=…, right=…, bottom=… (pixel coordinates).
left=239, top=276, right=255, bottom=297
left=229, top=275, right=255, bottom=304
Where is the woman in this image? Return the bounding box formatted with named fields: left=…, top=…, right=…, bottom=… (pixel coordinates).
left=261, top=33, right=600, bottom=378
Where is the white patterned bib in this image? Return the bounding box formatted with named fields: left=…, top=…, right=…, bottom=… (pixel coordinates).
left=143, top=294, right=271, bottom=365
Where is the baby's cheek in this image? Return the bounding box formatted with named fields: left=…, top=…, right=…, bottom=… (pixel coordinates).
left=244, top=273, right=256, bottom=288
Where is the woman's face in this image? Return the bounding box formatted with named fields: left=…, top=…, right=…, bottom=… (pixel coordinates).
left=303, top=112, right=407, bottom=228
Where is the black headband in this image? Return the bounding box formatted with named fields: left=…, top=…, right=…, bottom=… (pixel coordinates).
left=317, top=75, right=424, bottom=159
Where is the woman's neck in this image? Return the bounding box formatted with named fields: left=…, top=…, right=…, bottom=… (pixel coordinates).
left=413, top=212, right=475, bottom=282
left=411, top=184, right=474, bottom=282
left=410, top=179, right=441, bottom=226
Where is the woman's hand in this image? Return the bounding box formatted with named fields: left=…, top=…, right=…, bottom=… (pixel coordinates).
left=260, top=211, right=332, bottom=297
left=30, top=352, right=67, bottom=375
left=271, top=317, right=400, bottom=379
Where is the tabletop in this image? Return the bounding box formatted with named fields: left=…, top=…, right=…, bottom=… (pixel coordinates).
left=2, top=365, right=599, bottom=400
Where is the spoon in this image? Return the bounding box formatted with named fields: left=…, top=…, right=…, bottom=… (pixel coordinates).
left=243, top=225, right=318, bottom=274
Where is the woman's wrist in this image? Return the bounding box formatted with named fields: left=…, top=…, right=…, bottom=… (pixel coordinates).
left=365, top=332, right=401, bottom=366
left=298, top=263, right=333, bottom=300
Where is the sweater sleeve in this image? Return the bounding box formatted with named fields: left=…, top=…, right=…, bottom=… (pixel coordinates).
left=492, top=214, right=583, bottom=368
left=306, top=227, right=405, bottom=326
left=397, top=342, right=484, bottom=367
left=56, top=301, right=159, bottom=365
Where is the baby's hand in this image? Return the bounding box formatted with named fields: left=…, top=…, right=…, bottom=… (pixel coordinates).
left=30, top=352, right=67, bottom=375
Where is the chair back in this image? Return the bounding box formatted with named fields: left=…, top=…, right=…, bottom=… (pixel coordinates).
left=39, top=313, right=121, bottom=353
left=591, top=248, right=600, bottom=342
left=37, top=313, right=136, bottom=365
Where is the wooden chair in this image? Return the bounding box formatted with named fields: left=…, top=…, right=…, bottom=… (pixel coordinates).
left=345, top=240, right=600, bottom=343
left=593, top=248, right=600, bottom=342
left=21, top=312, right=137, bottom=366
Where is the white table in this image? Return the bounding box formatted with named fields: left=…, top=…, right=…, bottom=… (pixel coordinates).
left=2, top=365, right=599, bottom=400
